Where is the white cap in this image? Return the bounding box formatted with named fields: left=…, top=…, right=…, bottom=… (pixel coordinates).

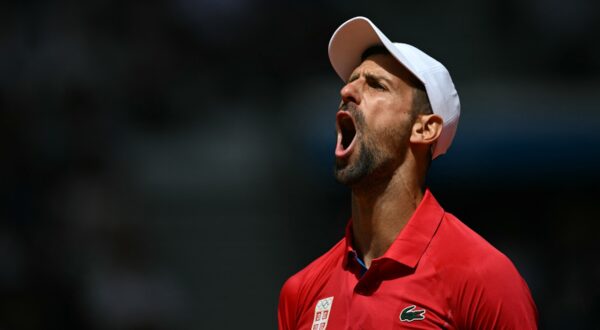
left=328, top=16, right=460, bottom=159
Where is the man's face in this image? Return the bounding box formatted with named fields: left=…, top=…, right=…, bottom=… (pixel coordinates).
left=334, top=53, right=417, bottom=187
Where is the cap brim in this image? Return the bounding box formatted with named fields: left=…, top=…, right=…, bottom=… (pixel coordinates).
left=328, top=17, right=423, bottom=84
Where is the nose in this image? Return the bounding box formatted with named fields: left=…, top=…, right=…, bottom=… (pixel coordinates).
left=340, top=79, right=361, bottom=106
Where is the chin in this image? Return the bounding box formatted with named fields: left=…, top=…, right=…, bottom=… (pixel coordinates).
left=334, top=149, right=375, bottom=186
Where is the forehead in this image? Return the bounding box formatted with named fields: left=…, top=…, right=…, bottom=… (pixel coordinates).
left=350, top=53, right=420, bottom=88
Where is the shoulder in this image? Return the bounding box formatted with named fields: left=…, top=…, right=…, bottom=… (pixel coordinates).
left=429, top=211, right=529, bottom=287
left=428, top=213, right=538, bottom=329
left=280, top=237, right=345, bottom=296
left=278, top=238, right=346, bottom=329
left=430, top=212, right=514, bottom=270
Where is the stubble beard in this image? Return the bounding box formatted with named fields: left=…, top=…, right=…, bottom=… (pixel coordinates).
left=334, top=106, right=385, bottom=188
left=334, top=138, right=379, bottom=187
left=333, top=106, right=412, bottom=188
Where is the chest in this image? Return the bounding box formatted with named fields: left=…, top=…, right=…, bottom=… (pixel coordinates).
left=297, top=265, right=453, bottom=330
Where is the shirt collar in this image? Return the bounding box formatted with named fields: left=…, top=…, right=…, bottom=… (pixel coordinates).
left=342, top=221, right=356, bottom=269
left=343, top=189, right=445, bottom=269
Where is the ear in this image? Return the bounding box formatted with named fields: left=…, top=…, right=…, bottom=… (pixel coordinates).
left=410, top=114, right=443, bottom=146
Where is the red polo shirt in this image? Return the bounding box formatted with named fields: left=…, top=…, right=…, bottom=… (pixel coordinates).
left=278, top=190, right=538, bottom=329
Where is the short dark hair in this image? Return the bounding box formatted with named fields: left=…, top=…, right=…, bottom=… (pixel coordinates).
left=360, top=45, right=391, bottom=62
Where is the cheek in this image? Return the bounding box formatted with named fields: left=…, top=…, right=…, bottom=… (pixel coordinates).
left=367, top=97, right=412, bottom=125
left=371, top=112, right=412, bottom=137
left=370, top=115, right=414, bottom=150
left=361, top=98, right=413, bottom=139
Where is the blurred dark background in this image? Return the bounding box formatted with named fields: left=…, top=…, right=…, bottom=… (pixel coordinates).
left=1, top=0, right=599, bottom=329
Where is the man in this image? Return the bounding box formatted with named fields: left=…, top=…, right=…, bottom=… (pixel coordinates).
left=278, top=17, right=538, bottom=329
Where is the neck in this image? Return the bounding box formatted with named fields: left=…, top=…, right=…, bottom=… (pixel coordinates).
left=350, top=164, right=425, bottom=267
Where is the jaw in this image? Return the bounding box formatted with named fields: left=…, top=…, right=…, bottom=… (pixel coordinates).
left=334, top=139, right=374, bottom=187
left=335, top=133, right=413, bottom=193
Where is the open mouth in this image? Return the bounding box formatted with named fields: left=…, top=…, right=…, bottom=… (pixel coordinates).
left=336, top=111, right=357, bottom=158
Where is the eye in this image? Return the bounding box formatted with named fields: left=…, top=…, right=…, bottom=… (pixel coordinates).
left=373, top=82, right=385, bottom=90
left=371, top=81, right=386, bottom=91
left=366, top=77, right=387, bottom=91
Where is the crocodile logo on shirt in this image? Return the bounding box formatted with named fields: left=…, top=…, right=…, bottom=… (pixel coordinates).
left=400, top=305, right=426, bottom=322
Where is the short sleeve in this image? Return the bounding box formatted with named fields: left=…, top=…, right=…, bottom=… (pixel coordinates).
left=452, top=253, right=538, bottom=329
left=278, top=275, right=302, bottom=330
